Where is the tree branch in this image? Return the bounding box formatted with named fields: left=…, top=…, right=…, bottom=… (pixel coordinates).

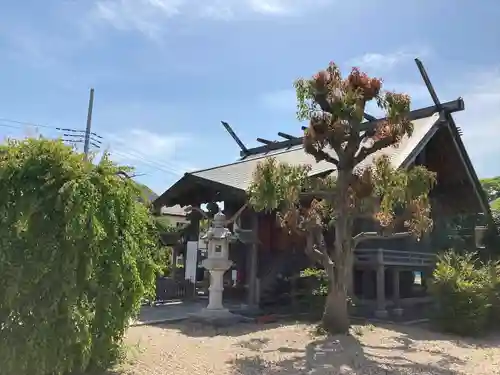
left=305, top=233, right=324, bottom=265
left=306, top=146, right=339, bottom=166
left=354, top=136, right=394, bottom=166
left=352, top=231, right=412, bottom=246
left=225, top=202, right=248, bottom=225
left=313, top=93, right=331, bottom=113
left=116, top=170, right=132, bottom=179
left=300, top=190, right=336, bottom=201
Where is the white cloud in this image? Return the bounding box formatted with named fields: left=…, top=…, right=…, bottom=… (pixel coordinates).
left=247, top=0, right=328, bottom=15
left=103, top=128, right=190, bottom=176
left=92, top=0, right=185, bottom=38
left=91, top=0, right=333, bottom=37
left=349, top=49, right=430, bottom=72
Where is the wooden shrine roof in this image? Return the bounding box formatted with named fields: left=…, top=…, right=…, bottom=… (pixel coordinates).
left=154, top=109, right=489, bottom=217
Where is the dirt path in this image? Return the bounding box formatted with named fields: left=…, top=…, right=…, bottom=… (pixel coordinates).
left=118, top=321, right=500, bottom=375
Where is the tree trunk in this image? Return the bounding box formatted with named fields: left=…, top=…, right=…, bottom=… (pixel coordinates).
left=320, top=169, right=354, bottom=334
left=322, top=280, right=350, bottom=334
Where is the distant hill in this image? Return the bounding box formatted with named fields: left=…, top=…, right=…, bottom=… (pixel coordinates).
left=133, top=181, right=159, bottom=203
left=130, top=181, right=178, bottom=232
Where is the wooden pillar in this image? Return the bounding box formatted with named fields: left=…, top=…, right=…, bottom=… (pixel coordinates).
left=246, top=212, right=259, bottom=307
left=392, top=268, right=400, bottom=302
left=375, top=249, right=388, bottom=318
left=392, top=268, right=403, bottom=316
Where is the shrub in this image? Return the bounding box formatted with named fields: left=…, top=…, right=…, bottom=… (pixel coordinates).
left=300, top=267, right=329, bottom=296
left=295, top=267, right=328, bottom=313
left=429, top=250, right=495, bottom=336
left=153, top=245, right=173, bottom=277
left=0, top=139, right=160, bottom=375
left=487, top=262, right=500, bottom=328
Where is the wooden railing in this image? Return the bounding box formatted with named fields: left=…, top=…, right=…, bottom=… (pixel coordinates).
left=155, top=277, right=196, bottom=301
left=355, top=248, right=435, bottom=267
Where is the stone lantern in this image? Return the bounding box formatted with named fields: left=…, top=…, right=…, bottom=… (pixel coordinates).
left=199, top=211, right=237, bottom=314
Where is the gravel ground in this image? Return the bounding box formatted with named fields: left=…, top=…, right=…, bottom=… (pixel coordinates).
left=117, top=321, right=500, bottom=375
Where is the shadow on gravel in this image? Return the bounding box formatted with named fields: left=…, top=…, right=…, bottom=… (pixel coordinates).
left=157, top=320, right=291, bottom=338
left=229, top=329, right=467, bottom=375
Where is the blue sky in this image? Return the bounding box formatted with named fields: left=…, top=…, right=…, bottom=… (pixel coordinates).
left=1, top=0, right=499, bottom=194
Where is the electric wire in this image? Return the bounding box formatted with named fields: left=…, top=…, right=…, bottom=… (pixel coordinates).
left=0, top=117, right=186, bottom=177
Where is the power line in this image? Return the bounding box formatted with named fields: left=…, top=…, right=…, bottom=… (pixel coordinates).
left=105, top=136, right=186, bottom=174
left=0, top=117, right=81, bottom=132
left=0, top=123, right=27, bottom=130
left=0, top=120, right=101, bottom=152
left=0, top=116, right=187, bottom=176
left=110, top=149, right=182, bottom=176
left=111, top=147, right=182, bottom=174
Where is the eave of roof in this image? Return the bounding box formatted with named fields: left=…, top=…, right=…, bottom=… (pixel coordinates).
left=153, top=173, right=246, bottom=208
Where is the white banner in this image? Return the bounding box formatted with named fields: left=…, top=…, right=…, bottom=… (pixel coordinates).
left=185, top=241, right=198, bottom=283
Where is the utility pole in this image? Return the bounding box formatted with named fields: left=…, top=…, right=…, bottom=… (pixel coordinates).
left=83, top=88, right=95, bottom=159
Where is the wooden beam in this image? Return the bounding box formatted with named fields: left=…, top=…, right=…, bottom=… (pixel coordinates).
left=242, top=138, right=302, bottom=156
left=415, top=58, right=441, bottom=109
left=357, top=99, right=464, bottom=132
left=221, top=121, right=249, bottom=155
left=277, top=132, right=297, bottom=140
left=256, top=138, right=275, bottom=145
left=241, top=98, right=465, bottom=157
left=364, top=112, right=377, bottom=121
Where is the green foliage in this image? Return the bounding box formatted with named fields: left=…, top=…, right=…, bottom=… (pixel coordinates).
left=133, top=181, right=158, bottom=203
left=153, top=215, right=177, bottom=233
left=0, top=138, right=161, bottom=375
left=489, top=262, right=500, bottom=328
left=492, top=210, right=500, bottom=227
left=248, top=157, right=311, bottom=213
left=491, top=198, right=500, bottom=212
left=371, top=156, right=435, bottom=236
left=300, top=267, right=328, bottom=296
left=480, top=176, right=500, bottom=202
left=295, top=268, right=328, bottom=314
left=429, top=250, right=500, bottom=336
left=150, top=244, right=173, bottom=277
left=248, top=155, right=435, bottom=237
